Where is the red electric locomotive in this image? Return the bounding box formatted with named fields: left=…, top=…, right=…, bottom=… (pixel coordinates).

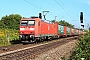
left=19, top=13, right=58, bottom=43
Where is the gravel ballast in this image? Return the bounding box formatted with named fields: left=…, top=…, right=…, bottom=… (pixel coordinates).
left=31, top=39, right=78, bottom=60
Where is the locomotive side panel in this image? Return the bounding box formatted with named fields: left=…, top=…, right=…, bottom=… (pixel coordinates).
left=40, top=21, right=48, bottom=36
left=40, top=21, right=56, bottom=37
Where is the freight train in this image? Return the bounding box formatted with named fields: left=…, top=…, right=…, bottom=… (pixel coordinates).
left=19, top=13, right=83, bottom=43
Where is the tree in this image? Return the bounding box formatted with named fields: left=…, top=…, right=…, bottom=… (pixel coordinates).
left=89, top=27, right=90, bottom=32
left=58, top=20, right=74, bottom=28
left=51, top=20, right=55, bottom=22
left=0, top=20, right=5, bottom=28
left=0, top=14, right=22, bottom=29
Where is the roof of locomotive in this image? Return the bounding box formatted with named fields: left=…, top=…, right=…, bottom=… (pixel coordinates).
left=21, top=17, right=41, bottom=21
left=21, top=17, right=55, bottom=24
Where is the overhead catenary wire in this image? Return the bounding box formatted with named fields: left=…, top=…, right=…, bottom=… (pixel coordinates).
left=58, top=0, right=79, bottom=18
left=58, top=0, right=90, bottom=24
left=84, top=19, right=90, bottom=28
left=55, top=0, right=74, bottom=20
left=23, top=0, right=83, bottom=23
left=23, top=0, right=68, bottom=21
left=56, top=0, right=85, bottom=29
left=23, top=0, right=55, bottom=18
left=23, top=0, right=42, bottom=10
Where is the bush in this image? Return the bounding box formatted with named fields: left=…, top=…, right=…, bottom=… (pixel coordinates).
left=0, top=29, right=19, bottom=46
left=70, top=32, right=90, bottom=60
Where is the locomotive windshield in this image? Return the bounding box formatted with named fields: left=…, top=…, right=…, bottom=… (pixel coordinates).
left=21, top=20, right=35, bottom=26
left=28, top=20, right=35, bottom=26
left=21, top=21, right=27, bottom=26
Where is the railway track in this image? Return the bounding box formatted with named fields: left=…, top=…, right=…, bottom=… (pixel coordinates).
left=0, top=36, right=79, bottom=60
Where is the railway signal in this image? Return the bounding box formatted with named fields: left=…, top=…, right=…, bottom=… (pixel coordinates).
left=80, top=12, right=84, bottom=29
left=80, top=12, right=83, bottom=23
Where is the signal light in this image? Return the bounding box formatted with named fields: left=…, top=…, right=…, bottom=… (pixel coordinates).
left=80, top=20, right=83, bottom=23
left=80, top=12, right=83, bottom=23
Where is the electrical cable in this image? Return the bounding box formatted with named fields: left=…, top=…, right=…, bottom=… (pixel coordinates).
left=55, top=0, right=74, bottom=20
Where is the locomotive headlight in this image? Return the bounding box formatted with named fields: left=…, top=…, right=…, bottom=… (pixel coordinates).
left=30, top=28, right=34, bottom=30
left=30, top=35, right=34, bottom=38
left=19, top=35, right=22, bottom=38
left=20, top=28, right=25, bottom=30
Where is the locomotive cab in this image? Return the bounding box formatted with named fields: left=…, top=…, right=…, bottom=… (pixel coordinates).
left=19, top=17, right=40, bottom=43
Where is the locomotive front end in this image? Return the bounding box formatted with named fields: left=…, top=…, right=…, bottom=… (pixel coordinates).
left=19, top=18, right=36, bottom=43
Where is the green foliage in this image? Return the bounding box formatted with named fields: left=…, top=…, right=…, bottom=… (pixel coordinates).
left=51, top=20, right=74, bottom=28
left=61, top=56, right=66, bottom=60
left=89, top=27, right=90, bottom=32
left=59, top=20, right=74, bottom=28
left=0, top=29, right=19, bottom=46
left=51, top=20, right=55, bottom=22
left=0, top=14, right=21, bottom=46
left=70, top=32, right=90, bottom=60
left=58, top=20, right=74, bottom=28
left=0, top=20, right=5, bottom=28
left=0, top=14, right=22, bottom=29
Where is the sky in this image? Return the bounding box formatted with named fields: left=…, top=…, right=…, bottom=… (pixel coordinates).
left=0, top=0, right=90, bottom=30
